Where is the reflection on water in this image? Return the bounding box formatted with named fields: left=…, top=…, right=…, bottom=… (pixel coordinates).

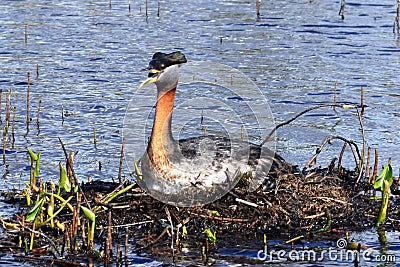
left=0, top=0, right=399, bottom=265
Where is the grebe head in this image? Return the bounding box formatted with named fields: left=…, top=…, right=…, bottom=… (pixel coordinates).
left=139, top=51, right=187, bottom=92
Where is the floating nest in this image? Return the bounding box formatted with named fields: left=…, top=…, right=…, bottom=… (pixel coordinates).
left=1, top=154, right=399, bottom=266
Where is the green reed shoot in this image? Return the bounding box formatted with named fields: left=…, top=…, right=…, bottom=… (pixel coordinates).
left=27, top=148, right=41, bottom=188
left=374, top=162, right=393, bottom=227
left=81, top=206, right=96, bottom=250
left=58, top=162, right=71, bottom=194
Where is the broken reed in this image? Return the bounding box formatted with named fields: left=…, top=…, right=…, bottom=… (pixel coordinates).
left=36, top=99, right=41, bottom=134
left=12, top=107, right=16, bottom=148
left=0, top=89, right=2, bottom=124
left=395, top=0, right=400, bottom=34
left=339, top=0, right=345, bottom=19
left=146, top=0, right=148, bottom=20
left=24, top=25, right=28, bottom=44
left=2, top=90, right=11, bottom=164
left=118, top=138, right=126, bottom=183
left=26, top=72, right=31, bottom=134
left=256, top=0, right=261, bottom=19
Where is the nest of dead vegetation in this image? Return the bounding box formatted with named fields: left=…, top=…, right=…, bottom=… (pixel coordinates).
left=1, top=104, right=399, bottom=265
left=0, top=153, right=399, bottom=266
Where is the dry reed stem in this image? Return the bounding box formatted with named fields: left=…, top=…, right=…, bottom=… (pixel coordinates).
left=339, top=0, right=345, bottom=19
left=2, top=130, right=5, bottom=164
left=118, top=138, right=126, bottom=183
left=36, top=99, right=41, bottom=128
left=24, top=25, right=28, bottom=44
left=256, top=0, right=261, bottom=18
left=26, top=72, right=31, bottom=135
left=355, top=107, right=366, bottom=182
left=395, top=0, right=400, bottom=34
left=372, top=149, right=379, bottom=184
left=11, top=107, right=16, bottom=149
left=124, top=227, right=129, bottom=259
left=145, top=0, right=148, bottom=20
left=366, top=147, right=371, bottom=182
left=0, top=89, right=2, bottom=124
left=5, top=91, right=10, bottom=125
left=105, top=211, right=112, bottom=265
left=360, top=86, right=365, bottom=114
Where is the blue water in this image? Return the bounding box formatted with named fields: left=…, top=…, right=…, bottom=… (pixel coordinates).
left=0, top=0, right=399, bottom=265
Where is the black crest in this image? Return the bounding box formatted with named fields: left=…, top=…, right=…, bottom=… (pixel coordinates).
left=148, top=51, right=187, bottom=71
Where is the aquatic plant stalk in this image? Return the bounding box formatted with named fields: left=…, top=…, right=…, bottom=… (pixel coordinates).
left=26, top=72, right=31, bottom=134
left=256, top=0, right=261, bottom=19
left=0, top=89, right=2, bottom=124
left=374, top=162, right=393, bottom=226
left=11, top=107, right=16, bottom=148
left=339, top=0, right=345, bottom=19
left=24, top=25, right=28, bottom=44
left=118, top=138, right=126, bottom=183
left=81, top=206, right=96, bottom=250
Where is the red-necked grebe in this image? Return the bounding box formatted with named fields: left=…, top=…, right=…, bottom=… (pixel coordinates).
left=138, top=51, right=283, bottom=206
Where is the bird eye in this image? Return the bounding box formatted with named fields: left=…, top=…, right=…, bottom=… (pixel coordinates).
left=160, top=63, right=165, bottom=69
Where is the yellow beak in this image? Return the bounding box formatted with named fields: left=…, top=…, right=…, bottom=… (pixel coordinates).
left=138, top=69, right=161, bottom=88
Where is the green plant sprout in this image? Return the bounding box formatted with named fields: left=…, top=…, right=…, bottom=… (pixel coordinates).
left=373, top=162, right=393, bottom=227
left=81, top=206, right=96, bottom=251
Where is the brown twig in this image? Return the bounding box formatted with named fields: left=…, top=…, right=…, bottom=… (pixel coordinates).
left=306, top=135, right=361, bottom=169
left=190, top=212, right=250, bottom=223
left=261, top=103, right=346, bottom=146
left=337, top=142, right=347, bottom=171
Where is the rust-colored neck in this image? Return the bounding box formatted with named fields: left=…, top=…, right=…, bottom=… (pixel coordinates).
left=147, top=86, right=177, bottom=168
